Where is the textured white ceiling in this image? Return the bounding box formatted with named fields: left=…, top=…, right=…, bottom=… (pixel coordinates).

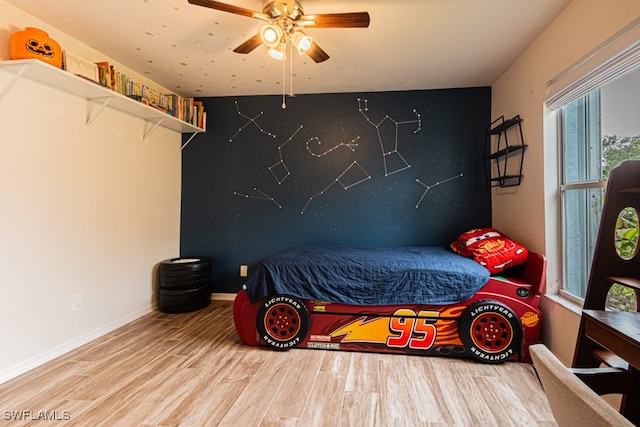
left=6, top=0, right=571, bottom=97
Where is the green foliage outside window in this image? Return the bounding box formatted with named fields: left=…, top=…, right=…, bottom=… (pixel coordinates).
left=607, top=282, right=638, bottom=312
left=614, top=207, right=639, bottom=260
left=602, top=135, right=640, bottom=177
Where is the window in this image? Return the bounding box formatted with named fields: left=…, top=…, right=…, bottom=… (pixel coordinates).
left=560, top=91, right=604, bottom=300
left=559, top=68, right=640, bottom=306
left=548, top=20, right=640, bottom=310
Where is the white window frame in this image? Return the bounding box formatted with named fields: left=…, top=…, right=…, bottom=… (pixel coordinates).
left=558, top=91, right=606, bottom=301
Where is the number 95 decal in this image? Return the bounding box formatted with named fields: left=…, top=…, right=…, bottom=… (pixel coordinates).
left=387, top=309, right=438, bottom=349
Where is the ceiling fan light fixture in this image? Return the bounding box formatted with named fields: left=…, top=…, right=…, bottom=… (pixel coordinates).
left=290, top=30, right=312, bottom=55
left=260, top=23, right=283, bottom=48
left=267, top=43, right=286, bottom=61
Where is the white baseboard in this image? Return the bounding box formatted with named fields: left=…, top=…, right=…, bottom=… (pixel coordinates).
left=0, top=305, right=153, bottom=385
left=212, top=292, right=236, bottom=301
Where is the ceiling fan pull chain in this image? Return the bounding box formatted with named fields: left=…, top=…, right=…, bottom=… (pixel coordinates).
left=282, top=48, right=287, bottom=109
left=290, top=41, right=294, bottom=98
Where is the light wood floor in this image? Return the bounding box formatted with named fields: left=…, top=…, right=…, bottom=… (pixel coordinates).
left=0, top=300, right=557, bottom=426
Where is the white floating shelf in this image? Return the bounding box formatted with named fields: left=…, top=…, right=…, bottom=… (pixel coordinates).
left=0, top=59, right=204, bottom=136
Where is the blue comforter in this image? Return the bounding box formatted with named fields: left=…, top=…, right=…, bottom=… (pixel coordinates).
left=245, top=246, right=490, bottom=305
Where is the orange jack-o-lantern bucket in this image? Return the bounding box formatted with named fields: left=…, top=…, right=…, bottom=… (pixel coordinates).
left=10, top=27, right=62, bottom=68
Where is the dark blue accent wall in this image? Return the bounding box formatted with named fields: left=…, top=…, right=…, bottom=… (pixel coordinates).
left=181, top=88, right=492, bottom=293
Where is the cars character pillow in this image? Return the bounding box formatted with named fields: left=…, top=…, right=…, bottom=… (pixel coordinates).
left=451, top=228, right=528, bottom=274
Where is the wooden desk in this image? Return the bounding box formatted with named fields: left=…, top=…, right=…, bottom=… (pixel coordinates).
left=582, top=310, right=640, bottom=367
left=579, top=309, right=640, bottom=424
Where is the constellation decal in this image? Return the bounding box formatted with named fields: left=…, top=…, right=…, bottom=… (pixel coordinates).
left=233, top=188, right=282, bottom=208
left=301, top=161, right=371, bottom=215
left=305, top=135, right=360, bottom=157
left=415, top=173, right=464, bottom=208
left=358, top=98, right=421, bottom=177
left=268, top=125, right=304, bottom=184
left=229, top=100, right=277, bottom=143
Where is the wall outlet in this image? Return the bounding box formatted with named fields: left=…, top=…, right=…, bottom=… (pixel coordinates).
left=240, top=265, right=248, bottom=277
left=72, top=294, right=83, bottom=311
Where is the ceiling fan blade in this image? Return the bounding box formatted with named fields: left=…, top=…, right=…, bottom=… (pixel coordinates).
left=307, top=42, right=330, bottom=63
left=299, top=12, right=370, bottom=28
left=233, top=33, right=263, bottom=54
left=187, top=0, right=259, bottom=18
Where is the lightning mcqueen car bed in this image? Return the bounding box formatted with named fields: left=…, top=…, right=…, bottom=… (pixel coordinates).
left=233, top=246, right=546, bottom=363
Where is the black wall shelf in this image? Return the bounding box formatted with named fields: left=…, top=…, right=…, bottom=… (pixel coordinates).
left=484, top=115, right=526, bottom=187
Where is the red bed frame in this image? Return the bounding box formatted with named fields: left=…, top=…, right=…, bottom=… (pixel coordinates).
left=233, top=253, right=546, bottom=363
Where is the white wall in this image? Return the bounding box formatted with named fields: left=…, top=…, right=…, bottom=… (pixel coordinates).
left=0, top=0, right=182, bottom=382
left=491, top=0, right=640, bottom=364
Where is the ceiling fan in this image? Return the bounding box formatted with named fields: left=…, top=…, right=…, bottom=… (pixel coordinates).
left=187, top=0, right=370, bottom=63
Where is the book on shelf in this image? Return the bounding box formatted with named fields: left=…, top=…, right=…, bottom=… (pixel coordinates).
left=59, top=54, right=205, bottom=129
left=193, top=100, right=205, bottom=129
left=200, top=112, right=207, bottom=131
left=62, top=51, right=99, bottom=83
left=95, top=61, right=113, bottom=89
left=139, top=76, right=200, bottom=126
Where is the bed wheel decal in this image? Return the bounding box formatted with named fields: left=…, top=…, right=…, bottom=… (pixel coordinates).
left=256, top=294, right=310, bottom=350
left=459, top=299, right=522, bottom=363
